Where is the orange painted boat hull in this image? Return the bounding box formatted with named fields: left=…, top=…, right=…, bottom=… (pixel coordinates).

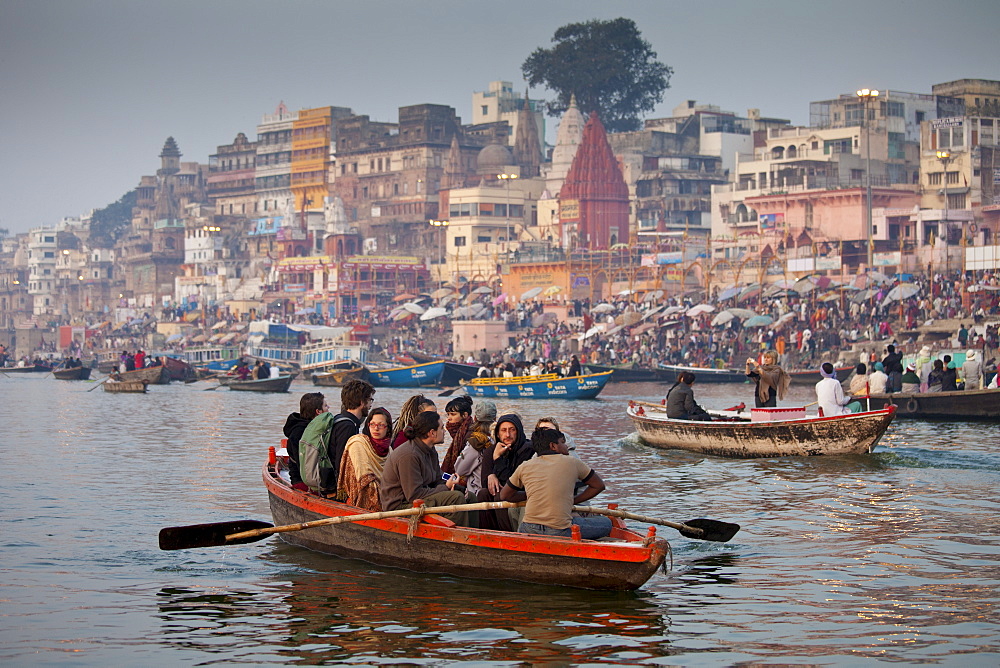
left=263, top=464, right=670, bottom=590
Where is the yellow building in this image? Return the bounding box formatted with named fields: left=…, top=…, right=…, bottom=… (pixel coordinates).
left=290, top=106, right=353, bottom=214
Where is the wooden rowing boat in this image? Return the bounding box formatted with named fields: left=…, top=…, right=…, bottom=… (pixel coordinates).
left=463, top=371, right=613, bottom=399
left=103, top=380, right=148, bottom=393
left=1, top=363, right=55, bottom=373
left=227, top=375, right=294, bottom=393
left=369, top=361, right=445, bottom=387
left=866, top=387, right=1000, bottom=420
left=262, top=462, right=671, bottom=590
left=627, top=400, right=896, bottom=458
left=52, top=366, right=93, bottom=380
left=312, top=361, right=371, bottom=386
left=118, top=365, right=170, bottom=385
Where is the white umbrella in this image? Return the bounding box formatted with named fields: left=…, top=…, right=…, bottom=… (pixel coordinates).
left=662, top=305, right=686, bottom=316
left=686, top=303, right=715, bottom=317
left=711, top=310, right=736, bottom=326
left=591, top=303, right=615, bottom=314
left=402, top=302, right=426, bottom=314
left=744, top=314, right=774, bottom=328
left=419, top=307, right=449, bottom=321
left=520, top=287, right=543, bottom=300
left=769, top=312, right=797, bottom=329
left=471, top=286, right=493, bottom=295
left=727, top=307, right=758, bottom=319
left=882, top=283, right=920, bottom=304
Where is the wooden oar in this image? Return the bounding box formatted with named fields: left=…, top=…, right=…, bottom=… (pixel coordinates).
left=159, top=499, right=740, bottom=550
left=86, top=376, right=111, bottom=392
left=573, top=506, right=740, bottom=542
left=159, top=500, right=521, bottom=550
left=437, top=386, right=462, bottom=397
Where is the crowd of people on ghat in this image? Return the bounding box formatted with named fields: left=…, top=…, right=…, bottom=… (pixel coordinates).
left=277, top=380, right=611, bottom=538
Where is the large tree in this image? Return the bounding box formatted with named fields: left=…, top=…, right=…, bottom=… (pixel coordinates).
left=522, top=18, right=672, bottom=133
left=89, top=190, right=136, bottom=248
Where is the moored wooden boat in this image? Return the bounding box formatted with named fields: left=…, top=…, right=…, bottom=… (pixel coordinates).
left=52, top=366, right=93, bottom=380
left=161, top=356, right=196, bottom=382
left=787, top=365, right=853, bottom=385
left=463, top=371, right=612, bottom=399
left=369, top=361, right=445, bottom=387
left=103, top=380, right=148, bottom=393
left=118, top=365, right=170, bottom=385
left=227, top=375, right=294, bottom=393
left=585, top=362, right=661, bottom=382
left=627, top=401, right=896, bottom=458
left=312, top=361, right=371, bottom=387
left=262, top=462, right=671, bottom=590
left=866, top=387, right=1000, bottom=420
left=657, top=364, right=746, bottom=384
left=1, top=363, right=55, bottom=373
left=441, top=360, right=480, bottom=386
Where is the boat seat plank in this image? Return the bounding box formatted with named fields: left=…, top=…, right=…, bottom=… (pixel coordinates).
left=421, top=513, right=457, bottom=527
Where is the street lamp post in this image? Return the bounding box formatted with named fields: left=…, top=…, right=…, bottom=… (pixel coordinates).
left=936, top=150, right=953, bottom=276
left=497, top=172, right=518, bottom=254
left=857, top=88, right=879, bottom=270
left=429, top=219, right=449, bottom=285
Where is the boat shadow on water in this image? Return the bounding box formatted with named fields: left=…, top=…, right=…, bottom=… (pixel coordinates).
left=155, top=559, right=675, bottom=663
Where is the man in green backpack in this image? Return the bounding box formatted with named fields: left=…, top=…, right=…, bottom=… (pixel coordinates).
left=299, top=379, right=375, bottom=496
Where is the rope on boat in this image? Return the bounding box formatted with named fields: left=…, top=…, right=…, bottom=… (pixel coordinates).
left=406, top=503, right=428, bottom=543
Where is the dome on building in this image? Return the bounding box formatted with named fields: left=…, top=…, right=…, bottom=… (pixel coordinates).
left=476, top=139, right=513, bottom=175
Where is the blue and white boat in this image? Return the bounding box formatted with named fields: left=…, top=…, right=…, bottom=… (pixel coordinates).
left=369, top=361, right=445, bottom=387
left=463, top=371, right=612, bottom=400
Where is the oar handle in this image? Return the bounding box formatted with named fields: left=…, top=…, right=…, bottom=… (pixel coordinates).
left=226, top=500, right=523, bottom=541
left=572, top=505, right=697, bottom=535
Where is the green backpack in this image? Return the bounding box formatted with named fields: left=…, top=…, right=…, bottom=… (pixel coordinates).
left=299, top=413, right=354, bottom=493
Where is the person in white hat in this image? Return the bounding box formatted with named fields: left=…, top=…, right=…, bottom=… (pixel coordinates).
left=962, top=349, right=983, bottom=390
left=901, top=363, right=921, bottom=393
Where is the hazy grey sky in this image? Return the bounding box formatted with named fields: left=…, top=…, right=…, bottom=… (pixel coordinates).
left=2, top=0, right=997, bottom=235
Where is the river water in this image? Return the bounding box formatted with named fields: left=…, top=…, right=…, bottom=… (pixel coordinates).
left=1, top=374, right=998, bottom=665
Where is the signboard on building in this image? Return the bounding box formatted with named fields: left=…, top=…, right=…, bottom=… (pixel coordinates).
left=931, top=117, right=964, bottom=129
left=759, top=213, right=784, bottom=229
left=284, top=283, right=307, bottom=293
left=278, top=256, right=329, bottom=272
left=816, top=256, right=842, bottom=271
left=787, top=258, right=815, bottom=272
left=874, top=251, right=901, bottom=267
left=560, top=199, right=580, bottom=221
left=655, top=252, right=683, bottom=265
left=344, top=255, right=424, bottom=270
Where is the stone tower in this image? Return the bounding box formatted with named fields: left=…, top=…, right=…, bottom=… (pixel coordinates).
left=558, top=113, right=629, bottom=251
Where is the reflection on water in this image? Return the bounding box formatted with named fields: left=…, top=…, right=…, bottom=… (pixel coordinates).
left=2, top=375, right=999, bottom=664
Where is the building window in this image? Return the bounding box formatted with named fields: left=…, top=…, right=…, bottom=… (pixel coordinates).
left=481, top=105, right=488, bottom=115
left=44, top=251, right=54, bottom=258
left=824, top=139, right=851, bottom=155
left=851, top=169, right=864, bottom=180
left=44, top=236, right=54, bottom=243
left=928, top=172, right=942, bottom=186
left=454, top=236, right=466, bottom=247
left=887, top=101, right=905, bottom=118
left=948, top=193, right=966, bottom=209
left=888, top=132, right=905, bottom=160
left=946, top=171, right=959, bottom=185
left=477, top=235, right=491, bottom=243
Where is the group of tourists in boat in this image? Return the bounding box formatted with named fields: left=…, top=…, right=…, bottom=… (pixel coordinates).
left=279, top=380, right=612, bottom=539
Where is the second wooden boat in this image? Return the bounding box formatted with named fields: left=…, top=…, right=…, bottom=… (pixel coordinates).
left=627, top=401, right=896, bottom=458
left=866, top=387, right=1000, bottom=420
left=103, top=380, right=148, bottom=393
left=52, top=366, right=93, bottom=381
left=227, top=375, right=294, bottom=393
left=369, top=361, right=444, bottom=387
left=786, top=365, right=853, bottom=385
left=118, top=365, right=170, bottom=385
left=585, top=362, right=662, bottom=383
left=657, top=364, right=746, bottom=384
left=312, top=361, right=371, bottom=386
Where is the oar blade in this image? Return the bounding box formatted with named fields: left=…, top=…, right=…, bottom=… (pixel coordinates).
left=681, top=518, right=740, bottom=542
left=158, top=520, right=274, bottom=550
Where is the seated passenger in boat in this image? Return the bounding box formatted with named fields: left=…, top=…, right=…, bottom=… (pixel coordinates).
left=477, top=413, right=534, bottom=531
left=848, top=363, right=870, bottom=397
left=816, top=363, right=862, bottom=416
left=926, top=359, right=946, bottom=393
left=284, top=392, right=328, bottom=492
left=500, top=427, right=612, bottom=540
left=665, top=371, right=712, bottom=421
left=941, top=358, right=958, bottom=392
left=391, top=394, right=437, bottom=449
left=453, top=400, right=496, bottom=498
left=441, top=396, right=473, bottom=475
left=336, top=407, right=392, bottom=511
left=379, top=411, right=470, bottom=526
left=868, top=362, right=889, bottom=394
left=901, top=364, right=921, bottom=393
